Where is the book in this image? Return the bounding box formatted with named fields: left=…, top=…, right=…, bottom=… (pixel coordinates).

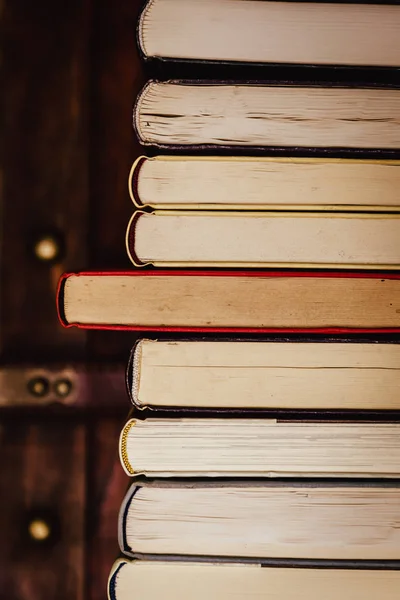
left=119, top=418, right=400, bottom=478
left=126, top=210, right=400, bottom=269
left=108, top=560, right=400, bottom=600
left=134, top=81, right=400, bottom=150
left=138, top=0, right=400, bottom=68
left=119, top=480, right=400, bottom=560
left=128, top=339, right=400, bottom=412
left=57, top=271, right=400, bottom=333
left=129, top=156, right=400, bottom=211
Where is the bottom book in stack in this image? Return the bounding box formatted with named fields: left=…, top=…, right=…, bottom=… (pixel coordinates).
left=109, top=338, right=400, bottom=599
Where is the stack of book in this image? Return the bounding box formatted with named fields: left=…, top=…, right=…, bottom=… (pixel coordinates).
left=57, top=1, right=400, bottom=598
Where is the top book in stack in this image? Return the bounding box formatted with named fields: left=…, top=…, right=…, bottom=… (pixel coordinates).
left=138, top=0, right=400, bottom=68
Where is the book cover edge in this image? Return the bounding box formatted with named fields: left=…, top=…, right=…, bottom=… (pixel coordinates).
left=118, top=482, right=141, bottom=557
left=128, top=155, right=147, bottom=208
left=107, top=559, right=129, bottom=600
left=126, top=211, right=150, bottom=267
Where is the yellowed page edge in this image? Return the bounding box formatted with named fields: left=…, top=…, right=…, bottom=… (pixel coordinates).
left=119, top=420, right=136, bottom=476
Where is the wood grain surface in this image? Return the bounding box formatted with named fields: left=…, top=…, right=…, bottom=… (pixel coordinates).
left=0, top=418, right=86, bottom=600
left=1, top=0, right=91, bottom=361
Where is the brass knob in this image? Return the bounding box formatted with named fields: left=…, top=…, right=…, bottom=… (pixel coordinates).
left=28, top=518, right=51, bottom=541
left=33, top=235, right=61, bottom=262
left=54, top=378, right=72, bottom=398
left=27, top=377, right=49, bottom=397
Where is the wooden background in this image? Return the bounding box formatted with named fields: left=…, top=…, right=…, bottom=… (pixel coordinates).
left=1, top=1, right=145, bottom=598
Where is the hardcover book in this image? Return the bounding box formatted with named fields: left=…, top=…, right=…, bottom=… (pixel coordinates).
left=119, top=479, right=400, bottom=560
left=134, top=81, right=400, bottom=151
left=108, top=560, right=400, bottom=600
left=129, top=156, right=400, bottom=211
left=127, top=338, right=400, bottom=412
left=126, top=210, right=400, bottom=269
left=138, top=0, right=400, bottom=68
left=119, top=418, right=400, bottom=478
left=57, top=271, right=400, bottom=333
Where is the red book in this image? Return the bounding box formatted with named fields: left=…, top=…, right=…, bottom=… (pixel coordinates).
left=57, top=270, right=400, bottom=333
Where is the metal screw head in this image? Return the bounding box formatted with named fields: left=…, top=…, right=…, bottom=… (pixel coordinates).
left=27, top=377, right=49, bottom=397
left=53, top=378, right=72, bottom=398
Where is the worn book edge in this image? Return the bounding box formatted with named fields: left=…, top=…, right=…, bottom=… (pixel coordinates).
left=108, top=559, right=128, bottom=600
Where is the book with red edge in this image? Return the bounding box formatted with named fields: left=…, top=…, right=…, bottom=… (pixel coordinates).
left=57, top=270, right=400, bottom=333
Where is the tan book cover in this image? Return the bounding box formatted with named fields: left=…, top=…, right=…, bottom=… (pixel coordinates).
left=129, top=156, right=400, bottom=211
left=126, top=209, right=400, bottom=269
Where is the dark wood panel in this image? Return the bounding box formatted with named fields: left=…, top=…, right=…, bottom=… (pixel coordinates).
left=89, top=0, right=144, bottom=268
left=1, top=0, right=91, bottom=361
left=87, top=418, right=128, bottom=600
left=1, top=0, right=144, bottom=597
left=87, top=0, right=145, bottom=360
left=0, top=418, right=86, bottom=600
left=0, top=364, right=128, bottom=408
